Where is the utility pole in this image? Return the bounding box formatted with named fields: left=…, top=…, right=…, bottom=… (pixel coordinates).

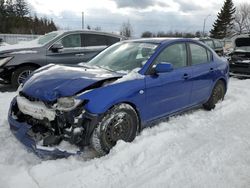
left=202, top=14, right=211, bottom=37
left=82, top=12, right=84, bottom=29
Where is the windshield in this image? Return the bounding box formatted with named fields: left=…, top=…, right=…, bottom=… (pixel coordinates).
left=87, top=42, right=158, bottom=72
left=37, top=31, right=61, bottom=45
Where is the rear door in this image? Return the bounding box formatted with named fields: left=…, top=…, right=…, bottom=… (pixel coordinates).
left=82, top=34, right=120, bottom=61
left=188, top=42, right=216, bottom=105
left=144, top=42, right=193, bottom=121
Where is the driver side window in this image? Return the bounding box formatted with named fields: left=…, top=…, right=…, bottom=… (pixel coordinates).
left=57, top=34, right=81, bottom=48
left=154, top=43, right=187, bottom=69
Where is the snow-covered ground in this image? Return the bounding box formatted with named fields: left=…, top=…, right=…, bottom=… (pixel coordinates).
left=1, top=78, right=250, bottom=188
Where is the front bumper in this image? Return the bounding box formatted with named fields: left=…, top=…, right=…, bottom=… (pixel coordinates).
left=229, top=63, right=250, bottom=78
left=8, top=97, right=100, bottom=158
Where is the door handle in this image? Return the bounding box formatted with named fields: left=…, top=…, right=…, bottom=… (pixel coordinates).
left=210, top=68, right=214, bottom=72
left=75, top=53, right=85, bottom=57
left=183, top=73, right=189, bottom=80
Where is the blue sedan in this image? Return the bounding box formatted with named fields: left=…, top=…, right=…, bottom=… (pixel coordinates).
left=8, top=38, right=229, bottom=157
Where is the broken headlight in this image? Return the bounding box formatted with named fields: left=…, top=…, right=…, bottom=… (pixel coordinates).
left=55, top=97, right=83, bottom=111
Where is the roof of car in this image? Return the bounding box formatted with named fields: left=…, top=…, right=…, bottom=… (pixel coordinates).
left=125, top=37, right=200, bottom=44
left=57, top=30, right=126, bottom=39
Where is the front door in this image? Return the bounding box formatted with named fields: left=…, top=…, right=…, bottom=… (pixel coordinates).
left=46, top=33, right=89, bottom=65
left=145, top=43, right=193, bottom=122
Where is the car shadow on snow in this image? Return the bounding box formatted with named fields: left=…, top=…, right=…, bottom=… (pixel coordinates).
left=0, top=84, right=16, bottom=92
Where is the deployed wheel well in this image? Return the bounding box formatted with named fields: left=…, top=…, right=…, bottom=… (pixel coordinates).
left=13, top=63, right=41, bottom=71
left=109, top=102, right=142, bottom=133
left=11, top=63, right=41, bottom=87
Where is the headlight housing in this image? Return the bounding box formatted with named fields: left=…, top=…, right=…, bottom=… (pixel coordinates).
left=0, top=57, right=13, bottom=67
left=55, top=97, right=83, bottom=111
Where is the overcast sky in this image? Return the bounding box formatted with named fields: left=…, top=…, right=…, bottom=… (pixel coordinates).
left=27, top=0, right=247, bottom=37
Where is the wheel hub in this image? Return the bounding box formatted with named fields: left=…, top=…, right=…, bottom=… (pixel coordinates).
left=18, top=70, right=33, bottom=84
left=105, top=113, right=131, bottom=146
left=213, top=85, right=223, bottom=103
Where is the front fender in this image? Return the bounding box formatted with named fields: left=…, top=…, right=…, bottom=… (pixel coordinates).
left=77, top=79, right=146, bottom=115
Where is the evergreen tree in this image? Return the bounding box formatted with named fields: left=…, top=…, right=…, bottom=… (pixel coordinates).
left=210, top=0, right=236, bottom=39
left=0, top=0, right=57, bottom=34
left=0, top=0, right=6, bottom=33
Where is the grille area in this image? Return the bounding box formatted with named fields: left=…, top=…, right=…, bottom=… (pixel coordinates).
left=19, top=91, right=56, bottom=106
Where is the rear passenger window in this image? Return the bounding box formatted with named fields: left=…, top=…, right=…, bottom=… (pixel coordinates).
left=106, top=36, right=120, bottom=45
left=190, top=43, right=209, bottom=65
left=154, top=43, right=187, bottom=69
left=59, top=34, right=81, bottom=48
left=83, top=34, right=120, bottom=46
left=84, top=34, right=107, bottom=46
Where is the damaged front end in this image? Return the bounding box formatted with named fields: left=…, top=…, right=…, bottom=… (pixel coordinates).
left=229, top=35, right=250, bottom=78
left=229, top=51, right=250, bottom=77
left=8, top=92, right=101, bottom=158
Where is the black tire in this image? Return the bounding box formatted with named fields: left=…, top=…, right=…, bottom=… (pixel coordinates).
left=203, top=80, right=225, bottom=110
left=91, top=103, right=139, bottom=155
left=11, top=66, right=37, bottom=88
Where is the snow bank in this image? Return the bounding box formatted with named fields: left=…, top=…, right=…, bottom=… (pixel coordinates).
left=1, top=78, right=250, bottom=188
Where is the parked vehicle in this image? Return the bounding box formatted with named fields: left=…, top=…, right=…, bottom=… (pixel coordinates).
left=8, top=38, right=229, bottom=158
left=200, top=38, right=224, bottom=56
left=0, top=30, right=126, bottom=87
left=228, top=34, right=250, bottom=78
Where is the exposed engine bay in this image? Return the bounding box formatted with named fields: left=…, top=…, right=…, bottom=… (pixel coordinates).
left=8, top=61, right=140, bottom=156
left=11, top=95, right=95, bottom=152
left=9, top=77, right=120, bottom=154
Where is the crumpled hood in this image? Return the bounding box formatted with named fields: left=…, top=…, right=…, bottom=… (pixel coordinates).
left=21, top=64, right=123, bottom=102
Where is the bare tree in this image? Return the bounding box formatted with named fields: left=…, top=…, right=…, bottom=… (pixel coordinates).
left=120, top=20, right=133, bottom=38
left=234, top=3, right=250, bottom=34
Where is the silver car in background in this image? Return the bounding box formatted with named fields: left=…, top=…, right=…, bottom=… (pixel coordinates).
left=0, top=30, right=126, bottom=87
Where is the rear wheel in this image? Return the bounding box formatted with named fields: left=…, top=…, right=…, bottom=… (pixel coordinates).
left=11, top=66, right=37, bottom=88
left=91, top=103, right=139, bottom=155
left=203, top=80, right=225, bottom=110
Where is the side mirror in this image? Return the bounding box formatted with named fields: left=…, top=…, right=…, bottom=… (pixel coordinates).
left=50, top=43, right=63, bottom=52
left=154, top=62, right=173, bottom=73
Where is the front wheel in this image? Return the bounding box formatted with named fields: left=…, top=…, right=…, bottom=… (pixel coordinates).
left=91, top=103, right=139, bottom=155
left=203, top=80, right=225, bottom=110
left=11, top=66, right=37, bottom=88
